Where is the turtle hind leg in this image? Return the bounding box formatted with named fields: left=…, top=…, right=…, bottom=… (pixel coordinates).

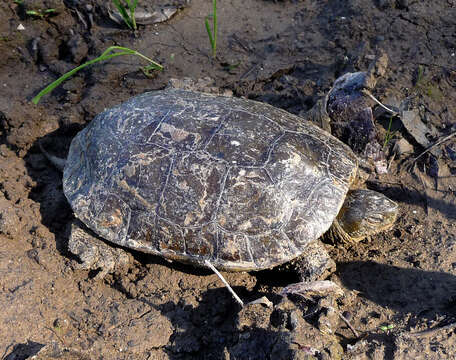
left=67, top=219, right=132, bottom=279
left=333, top=189, right=398, bottom=243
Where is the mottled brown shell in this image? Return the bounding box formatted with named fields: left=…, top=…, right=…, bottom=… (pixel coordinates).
left=63, top=89, right=358, bottom=271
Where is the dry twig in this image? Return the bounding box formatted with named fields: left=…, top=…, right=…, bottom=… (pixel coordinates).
left=339, top=311, right=360, bottom=338
left=362, top=89, right=399, bottom=115
left=410, top=129, right=456, bottom=164
left=406, top=321, right=456, bottom=338
left=205, top=260, right=244, bottom=307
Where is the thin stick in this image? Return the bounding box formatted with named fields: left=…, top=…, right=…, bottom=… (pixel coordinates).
left=417, top=171, right=429, bottom=214
left=410, top=129, right=456, bottom=163
left=387, top=152, right=396, bottom=171
left=338, top=312, right=359, bottom=338
left=362, top=89, right=398, bottom=115
left=406, top=321, right=456, bottom=338
left=204, top=260, right=244, bottom=307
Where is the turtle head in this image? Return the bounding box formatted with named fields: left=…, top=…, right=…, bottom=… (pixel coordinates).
left=335, top=189, right=398, bottom=242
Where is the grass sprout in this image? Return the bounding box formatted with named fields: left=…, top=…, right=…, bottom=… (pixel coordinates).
left=14, top=1, right=57, bottom=18
left=26, top=9, right=57, bottom=19
left=383, top=115, right=396, bottom=150
left=112, top=0, right=138, bottom=30
left=380, top=324, right=395, bottom=332
left=32, top=46, right=163, bottom=105
left=204, top=0, right=217, bottom=58
left=416, top=65, right=424, bottom=85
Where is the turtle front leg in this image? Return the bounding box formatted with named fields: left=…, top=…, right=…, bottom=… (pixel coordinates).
left=291, top=241, right=336, bottom=282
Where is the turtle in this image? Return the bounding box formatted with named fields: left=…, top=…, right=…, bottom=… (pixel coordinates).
left=44, top=65, right=398, bottom=281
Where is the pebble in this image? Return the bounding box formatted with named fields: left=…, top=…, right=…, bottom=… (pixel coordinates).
left=393, top=138, right=414, bottom=156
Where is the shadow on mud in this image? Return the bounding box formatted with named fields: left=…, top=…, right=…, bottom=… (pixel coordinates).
left=339, top=261, right=456, bottom=321
left=24, top=129, right=81, bottom=255
left=150, top=287, right=302, bottom=360
left=2, top=341, right=44, bottom=360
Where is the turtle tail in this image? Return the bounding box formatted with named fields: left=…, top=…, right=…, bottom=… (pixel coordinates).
left=39, top=141, right=66, bottom=172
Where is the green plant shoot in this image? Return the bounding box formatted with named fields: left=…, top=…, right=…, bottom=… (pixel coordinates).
left=112, top=0, right=138, bottom=30
left=416, top=65, right=424, bottom=85
left=379, top=324, right=395, bottom=332
left=205, top=0, right=217, bottom=58
left=383, top=115, right=395, bottom=150
left=26, top=9, right=57, bottom=19
left=32, top=46, right=163, bottom=105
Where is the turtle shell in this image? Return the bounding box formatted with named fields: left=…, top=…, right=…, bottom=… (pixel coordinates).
left=63, top=89, right=358, bottom=271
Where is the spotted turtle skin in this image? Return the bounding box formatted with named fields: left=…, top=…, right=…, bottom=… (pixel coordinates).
left=63, top=89, right=359, bottom=271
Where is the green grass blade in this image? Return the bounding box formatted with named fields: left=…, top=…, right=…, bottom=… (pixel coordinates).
left=212, top=0, right=217, bottom=58
left=205, top=16, right=215, bottom=53
left=32, top=46, right=163, bottom=104
left=26, top=10, right=44, bottom=18
left=383, top=115, right=394, bottom=149
left=130, top=0, right=138, bottom=30
left=32, top=53, right=127, bottom=105
left=112, top=0, right=133, bottom=29
left=204, top=0, right=217, bottom=58
left=108, top=46, right=163, bottom=70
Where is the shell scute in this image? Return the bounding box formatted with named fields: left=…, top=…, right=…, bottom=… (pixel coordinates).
left=217, top=167, right=288, bottom=235
left=204, top=109, right=284, bottom=166
left=158, top=152, right=226, bottom=227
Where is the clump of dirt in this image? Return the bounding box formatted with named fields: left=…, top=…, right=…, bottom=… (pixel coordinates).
left=1, top=0, right=456, bottom=359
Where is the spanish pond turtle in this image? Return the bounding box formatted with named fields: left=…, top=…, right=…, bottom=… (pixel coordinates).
left=58, top=74, right=398, bottom=279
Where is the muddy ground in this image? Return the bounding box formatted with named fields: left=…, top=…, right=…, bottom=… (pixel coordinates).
left=1, top=0, right=456, bottom=359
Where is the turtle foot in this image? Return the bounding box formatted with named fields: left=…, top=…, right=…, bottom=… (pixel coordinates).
left=67, top=219, right=132, bottom=279
left=291, top=242, right=336, bottom=283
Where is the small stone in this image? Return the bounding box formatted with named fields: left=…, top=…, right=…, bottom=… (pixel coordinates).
left=0, top=198, right=21, bottom=238
left=446, top=145, right=456, bottom=161
left=281, top=280, right=344, bottom=299
left=396, top=0, right=408, bottom=9
left=393, top=138, right=414, bottom=156
left=342, top=311, right=352, bottom=321
left=317, top=298, right=339, bottom=335
left=401, top=109, right=439, bottom=150
left=288, top=310, right=299, bottom=330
